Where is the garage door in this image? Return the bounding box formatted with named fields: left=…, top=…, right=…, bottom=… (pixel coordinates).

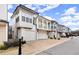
left=37, top=30, right=48, bottom=40
left=0, top=25, right=6, bottom=42
left=22, top=29, right=36, bottom=41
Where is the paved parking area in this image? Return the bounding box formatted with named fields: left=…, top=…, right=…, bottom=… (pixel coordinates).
left=37, top=36, right=79, bottom=55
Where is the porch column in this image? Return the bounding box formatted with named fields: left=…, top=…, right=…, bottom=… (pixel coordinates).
left=47, top=20, right=48, bottom=29
left=42, top=19, right=44, bottom=29
left=36, top=18, right=38, bottom=28
left=50, top=21, right=51, bottom=30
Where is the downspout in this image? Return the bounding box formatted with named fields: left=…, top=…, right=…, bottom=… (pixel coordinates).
left=35, top=14, right=39, bottom=40
left=7, top=4, right=9, bottom=42
left=7, top=22, right=9, bottom=42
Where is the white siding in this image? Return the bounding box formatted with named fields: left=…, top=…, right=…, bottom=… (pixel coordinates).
left=0, top=4, right=7, bottom=20
left=5, top=24, right=8, bottom=41
left=0, top=24, right=7, bottom=42
left=0, top=5, right=8, bottom=44
left=18, top=9, right=34, bottom=28
left=17, top=25, right=37, bottom=41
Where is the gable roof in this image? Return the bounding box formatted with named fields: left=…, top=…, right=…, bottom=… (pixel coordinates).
left=0, top=19, right=8, bottom=23
left=11, top=4, right=39, bottom=18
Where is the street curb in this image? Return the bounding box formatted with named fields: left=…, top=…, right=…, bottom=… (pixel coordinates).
left=31, top=38, right=71, bottom=55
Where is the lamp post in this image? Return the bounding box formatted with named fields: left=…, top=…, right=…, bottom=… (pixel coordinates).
left=18, top=37, right=23, bottom=55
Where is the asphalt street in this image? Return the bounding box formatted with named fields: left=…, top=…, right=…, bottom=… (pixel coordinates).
left=37, top=36, right=79, bottom=55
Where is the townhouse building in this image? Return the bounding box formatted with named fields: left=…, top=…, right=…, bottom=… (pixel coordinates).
left=12, top=4, right=70, bottom=42
left=12, top=5, right=52, bottom=41
left=48, top=20, right=60, bottom=39
left=11, top=4, right=39, bottom=41
left=36, top=16, right=51, bottom=40
left=58, top=25, right=70, bottom=37
left=0, top=4, right=8, bottom=45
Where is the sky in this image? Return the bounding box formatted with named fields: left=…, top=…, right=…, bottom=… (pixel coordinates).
left=8, top=4, right=79, bottom=31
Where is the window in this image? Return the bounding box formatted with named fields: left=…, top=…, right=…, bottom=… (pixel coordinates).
left=33, top=18, right=36, bottom=25
left=29, top=18, right=32, bottom=23
left=22, top=16, right=25, bottom=22
left=54, top=26, right=57, bottom=29
left=48, top=23, right=50, bottom=29
left=16, top=17, right=19, bottom=23
left=26, top=17, right=32, bottom=23
left=51, top=26, right=53, bottom=29
left=26, top=17, right=29, bottom=22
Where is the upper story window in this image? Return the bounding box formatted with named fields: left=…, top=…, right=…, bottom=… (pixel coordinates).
left=54, top=26, right=57, bottom=29
left=26, top=17, right=29, bottom=22
left=22, top=16, right=25, bottom=22
left=53, top=24, right=57, bottom=29
left=26, top=17, right=32, bottom=23
left=16, top=17, right=19, bottom=23
left=29, top=18, right=32, bottom=23
left=44, top=20, right=47, bottom=28
left=48, top=22, right=50, bottom=29
left=22, top=16, right=32, bottom=23
left=51, top=26, right=53, bottom=29
left=33, top=17, right=36, bottom=25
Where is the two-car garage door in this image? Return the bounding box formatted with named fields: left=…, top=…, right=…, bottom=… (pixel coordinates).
left=37, top=30, right=48, bottom=40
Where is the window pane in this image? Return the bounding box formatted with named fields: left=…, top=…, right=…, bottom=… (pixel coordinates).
left=51, top=26, right=53, bottom=29
left=16, top=17, right=19, bottom=23
left=29, top=18, right=32, bottom=23
left=22, top=16, right=25, bottom=22
left=26, top=17, right=29, bottom=22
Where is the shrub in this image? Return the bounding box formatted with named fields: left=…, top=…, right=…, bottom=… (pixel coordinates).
left=50, top=37, right=53, bottom=39
left=4, top=40, right=26, bottom=47
left=58, top=38, right=60, bottom=40
left=0, top=45, right=8, bottom=50
left=22, top=40, right=26, bottom=44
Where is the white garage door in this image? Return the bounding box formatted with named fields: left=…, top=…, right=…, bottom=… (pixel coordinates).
left=37, top=30, right=48, bottom=40
left=0, top=25, right=6, bottom=42
left=22, top=29, right=36, bottom=41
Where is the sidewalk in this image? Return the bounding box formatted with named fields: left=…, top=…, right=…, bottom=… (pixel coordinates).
left=0, top=38, right=71, bottom=55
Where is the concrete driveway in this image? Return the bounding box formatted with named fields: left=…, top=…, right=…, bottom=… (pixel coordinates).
left=0, top=38, right=70, bottom=55
left=37, top=36, right=79, bottom=55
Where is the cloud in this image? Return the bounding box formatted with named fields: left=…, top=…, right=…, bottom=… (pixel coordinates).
left=60, top=7, right=79, bottom=31
left=60, top=16, right=72, bottom=22
left=25, top=4, right=37, bottom=10
left=62, top=7, right=77, bottom=15
left=38, top=4, right=60, bottom=13
left=8, top=5, right=13, bottom=10
left=60, top=15, right=79, bottom=26
left=44, top=16, right=54, bottom=20
left=55, top=12, right=60, bottom=15
left=24, top=4, right=60, bottom=13
left=25, top=4, right=45, bottom=11
left=71, top=28, right=79, bottom=31
left=8, top=12, right=12, bottom=20
left=8, top=12, right=14, bottom=25
left=63, top=21, right=79, bottom=26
